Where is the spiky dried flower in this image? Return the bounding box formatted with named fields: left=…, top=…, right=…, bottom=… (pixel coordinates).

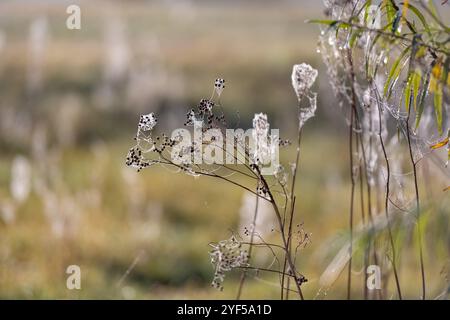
left=199, top=98, right=215, bottom=113
left=138, top=113, right=157, bottom=132
left=291, top=63, right=318, bottom=100
left=214, top=78, right=225, bottom=96
left=125, top=146, right=152, bottom=172
left=209, top=235, right=249, bottom=290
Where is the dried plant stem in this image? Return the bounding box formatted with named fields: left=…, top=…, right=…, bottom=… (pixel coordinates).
left=237, top=266, right=295, bottom=278
left=404, top=47, right=425, bottom=298
left=345, top=51, right=359, bottom=300
left=374, top=94, right=402, bottom=300
left=355, top=101, right=381, bottom=299
left=360, top=124, right=383, bottom=300
left=347, top=106, right=356, bottom=300
left=406, top=105, right=426, bottom=300
left=284, top=196, right=297, bottom=299
left=347, top=52, right=385, bottom=300
left=256, top=168, right=305, bottom=300
left=282, top=128, right=303, bottom=299
left=357, top=133, right=369, bottom=299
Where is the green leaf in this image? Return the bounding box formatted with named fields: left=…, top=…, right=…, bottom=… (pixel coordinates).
left=404, top=70, right=421, bottom=113
left=349, top=28, right=363, bottom=48
left=434, top=83, right=443, bottom=135
left=424, top=0, right=450, bottom=33
left=384, top=0, right=397, bottom=26
left=412, top=70, right=421, bottom=112
left=415, top=69, right=432, bottom=129
left=363, top=0, right=373, bottom=24
left=383, top=46, right=411, bottom=98
left=365, top=24, right=391, bottom=78
left=392, top=11, right=402, bottom=34
left=400, top=2, right=431, bottom=36
left=404, top=73, right=412, bottom=112
left=305, top=19, right=338, bottom=26
left=350, top=0, right=373, bottom=24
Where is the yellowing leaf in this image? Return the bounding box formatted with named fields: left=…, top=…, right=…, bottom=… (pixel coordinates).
left=432, top=62, right=443, bottom=79
left=429, top=75, right=437, bottom=93
left=430, top=138, right=449, bottom=149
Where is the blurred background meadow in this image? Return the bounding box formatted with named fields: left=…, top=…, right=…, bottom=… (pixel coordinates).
left=0, top=0, right=448, bottom=299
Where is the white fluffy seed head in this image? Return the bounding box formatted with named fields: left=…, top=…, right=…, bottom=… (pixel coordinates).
left=291, top=63, right=318, bottom=100
left=252, top=113, right=272, bottom=165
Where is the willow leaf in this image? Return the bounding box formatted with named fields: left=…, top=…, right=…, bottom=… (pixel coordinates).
left=434, top=82, right=443, bottom=135
left=430, top=137, right=449, bottom=150
left=363, top=0, right=373, bottom=24
left=384, top=46, right=411, bottom=97
left=404, top=73, right=413, bottom=112
left=349, top=28, right=363, bottom=48
left=305, top=19, right=337, bottom=26
left=392, top=11, right=402, bottom=33
left=412, top=70, right=421, bottom=112
left=415, top=69, right=431, bottom=129
left=400, top=2, right=431, bottom=35
left=384, top=0, right=397, bottom=26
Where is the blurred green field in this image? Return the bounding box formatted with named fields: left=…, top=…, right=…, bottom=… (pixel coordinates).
left=0, top=0, right=449, bottom=299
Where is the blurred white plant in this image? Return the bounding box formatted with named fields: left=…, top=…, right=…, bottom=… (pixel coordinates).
left=27, top=17, right=48, bottom=94
left=239, top=192, right=276, bottom=238
left=103, top=16, right=130, bottom=82
left=10, top=156, right=32, bottom=204
left=55, top=94, right=83, bottom=147
left=1, top=201, right=16, bottom=225
left=41, top=191, right=80, bottom=238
